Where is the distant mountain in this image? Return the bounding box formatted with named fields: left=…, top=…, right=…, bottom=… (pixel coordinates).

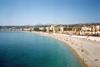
left=0, top=23, right=100, bottom=29
left=35, top=23, right=43, bottom=26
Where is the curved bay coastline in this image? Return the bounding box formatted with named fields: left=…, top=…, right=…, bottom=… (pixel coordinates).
left=24, top=31, right=100, bottom=67
left=0, top=31, right=83, bottom=67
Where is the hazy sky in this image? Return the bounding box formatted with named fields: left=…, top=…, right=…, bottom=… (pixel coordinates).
left=0, top=0, right=100, bottom=26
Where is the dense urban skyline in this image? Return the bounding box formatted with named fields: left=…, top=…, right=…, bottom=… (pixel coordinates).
left=0, top=0, right=100, bottom=26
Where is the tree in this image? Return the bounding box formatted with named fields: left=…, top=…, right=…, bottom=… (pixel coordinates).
left=34, top=28, right=39, bottom=31
left=49, top=30, right=53, bottom=32
left=30, top=28, right=32, bottom=32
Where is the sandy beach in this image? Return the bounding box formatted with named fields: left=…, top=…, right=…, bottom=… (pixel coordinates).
left=24, top=31, right=100, bottom=67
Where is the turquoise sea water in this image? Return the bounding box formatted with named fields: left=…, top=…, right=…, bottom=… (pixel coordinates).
left=0, top=31, right=82, bottom=67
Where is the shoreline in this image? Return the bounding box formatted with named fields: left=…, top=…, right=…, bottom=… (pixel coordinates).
left=24, top=31, right=100, bottom=67
left=48, top=36, right=88, bottom=67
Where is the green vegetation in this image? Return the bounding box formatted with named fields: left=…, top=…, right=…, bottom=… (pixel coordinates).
left=30, top=28, right=32, bottom=32
left=49, top=30, right=53, bottom=32
left=34, top=28, right=39, bottom=31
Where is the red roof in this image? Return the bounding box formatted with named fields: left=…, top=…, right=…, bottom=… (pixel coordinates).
left=76, top=27, right=81, bottom=28
left=67, top=27, right=73, bottom=29
left=62, top=26, right=66, bottom=27
left=88, top=26, right=93, bottom=27
left=67, top=27, right=81, bottom=29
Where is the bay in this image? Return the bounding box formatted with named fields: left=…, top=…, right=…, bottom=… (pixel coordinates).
left=0, top=31, right=82, bottom=67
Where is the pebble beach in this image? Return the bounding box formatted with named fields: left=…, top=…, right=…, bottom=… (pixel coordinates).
left=24, top=31, right=100, bottom=67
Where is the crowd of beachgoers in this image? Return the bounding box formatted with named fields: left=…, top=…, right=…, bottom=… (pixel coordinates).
left=24, top=31, right=100, bottom=67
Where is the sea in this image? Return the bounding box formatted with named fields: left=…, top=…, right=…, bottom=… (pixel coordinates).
left=0, top=31, right=82, bottom=67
